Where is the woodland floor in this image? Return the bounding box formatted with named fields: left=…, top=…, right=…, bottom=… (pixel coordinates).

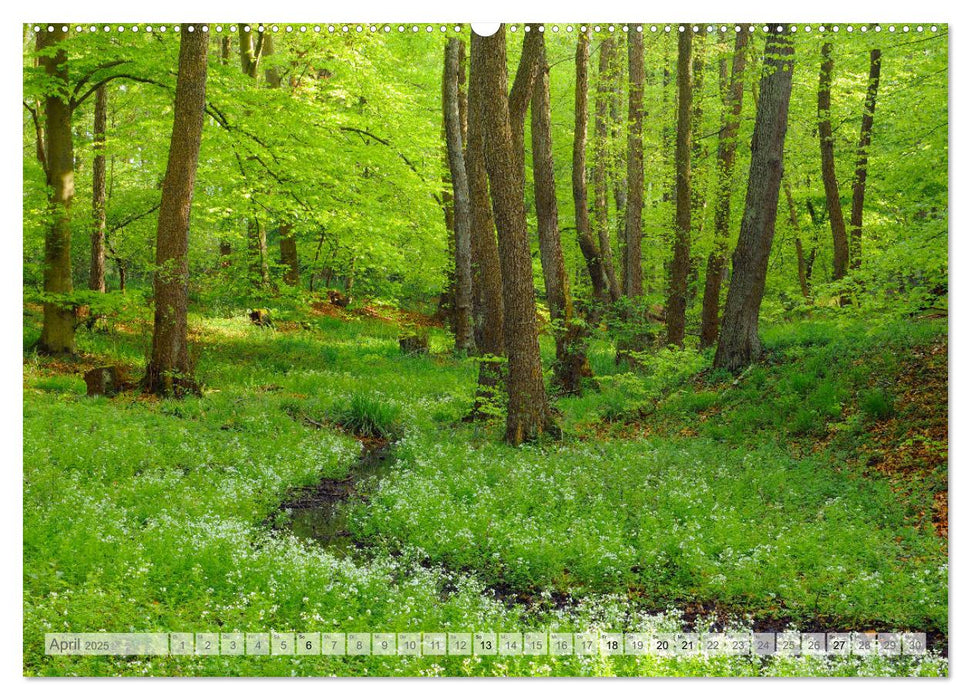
left=22, top=297, right=948, bottom=677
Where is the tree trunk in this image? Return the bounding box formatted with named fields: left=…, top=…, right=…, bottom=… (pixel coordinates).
left=573, top=28, right=608, bottom=305
left=610, top=48, right=628, bottom=293
left=784, top=178, right=812, bottom=300
left=279, top=223, right=300, bottom=286
left=531, top=32, right=591, bottom=395
left=37, top=25, right=76, bottom=355
left=623, top=25, right=645, bottom=299
left=143, top=25, right=209, bottom=396
left=849, top=48, right=881, bottom=270
left=89, top=84, right=108, bottom=293
left=818, top=40, right=849, bottom=281
left=699, top=26, right=749, bottom=348
left=666, top=28, right=693, bottom=348
left=443, top=38, right=475, bottom=352
left=467, top=31, right=506, bottom=416
left=476, top=26, right=557, bottom=445
left=238, top=23, right=260, bottom=79
left=689, top=29, right=708, bottom=239
left=594, top=38, right=621, bottom=303
left=508, top=26, right=542, bottom=194
left=714, top=28, right=795, bottom=372
left=248, top=216, right=270, bottom=287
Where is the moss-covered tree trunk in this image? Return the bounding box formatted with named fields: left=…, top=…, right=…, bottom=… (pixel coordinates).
left=467, top=32, right=505, bottom=417
left=666, top=28, right=693, bottom=348
left=143, top=25, right=209, bottom=396
left=37, top=25, right=77, bottom=355
left=714, top=28, right=795, bottom=372
left=531, top=32, right=591, bottom=395
left=476, top=26, right=557, bottom=445
left=699, top=27, right=750, bottom=348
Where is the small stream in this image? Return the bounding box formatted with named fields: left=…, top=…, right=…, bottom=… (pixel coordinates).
left=272, top=441, right=395, bottom=555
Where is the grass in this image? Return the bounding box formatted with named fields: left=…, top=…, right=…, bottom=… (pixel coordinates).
left=22, top=302, right=948, bottom=676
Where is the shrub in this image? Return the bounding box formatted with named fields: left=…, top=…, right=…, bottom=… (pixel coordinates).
left=860, top=388, right=895, bottom=421
left=329, top=393, right=401, bottom=439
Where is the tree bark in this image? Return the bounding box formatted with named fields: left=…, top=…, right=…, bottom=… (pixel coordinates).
left=699, top=27, right=749, bottom=348
left=89, top=84, right=108, bottom=293
left=143, top=25, right=209, bottom=396
left=714, top=28, right=795, bottom=372
left=443, top=38, right=475, bottom=352
left=623, top=25, right=645, bottom=299
left=238, top=23, right=260, bottom=79
left=572, top=28, right=608, bottom=306
left=818, top=40, right=849, bottom=281
left=531, top=32, right=591, bottom=395
left=467, top=31, right=505, bottom=415
left=476, top=26, right=557, bottom=445
left=37, top=25, right=76, bottom=355
left=279, top=223, right=300, bottom=286
left=248, top=216, right=270, bottom=287
left=666, top=28, right=693, bottom=348
left=849, top=48, right=881, bottom=270
left=594, top=38, right=621, bottom=303
left=508, top=27, right=542, bottom=194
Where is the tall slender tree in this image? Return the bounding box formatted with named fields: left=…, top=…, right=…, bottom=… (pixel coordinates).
left=36, top=25, right=76, bottom=355
left=89, top=85, right=108, bottom=293
left=476, top=26, right=557, bottom=444
left=714, top=27, right=795, bottom=372
left=143, top=25, right=209, bottom=396
left=574, top=27, right=608, bottom=304
left=699, top=26, right=750, bottom=348
left=443, top=37, right=475, bottom=352
left=623, top=25, right=644, bottom=299
left=818, top=39, right=849, bottom=282
left=666, top=28, right=693, bottom=348
left=784, top=177, right=812, bottom=300
left=531, top=31, right=591, bottom=394
left=849, top=47, right=882, bottom=269
left=593, top=37, right=621, bottom=303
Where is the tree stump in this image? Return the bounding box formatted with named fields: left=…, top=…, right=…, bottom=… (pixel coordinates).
left=328, top=290, right=350, bottom=308
left=398, top=334, right=429, bottom=356
left=249, top=308, right=273, bottom=327
left=84, top=366, right=128, bottom=397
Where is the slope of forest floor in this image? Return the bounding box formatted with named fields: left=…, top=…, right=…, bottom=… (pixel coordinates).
left=22, top=299, right=947, bottom=677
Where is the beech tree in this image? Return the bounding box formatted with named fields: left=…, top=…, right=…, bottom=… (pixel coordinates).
left=714, top=27, right=795, bottom=372
left=89, top=85, right=108, bottom=293
left=666, top=28, right=693, bottom=348
left=593, top=37, right=621, bottom=303
left=35, top=25, right=76, bottom=355
left=531, top=30, right=591, bottom=394
left=623, top=25, right=645, bottom=300
left=143, top=25, right=209, bottom=396
left=818, top=39, right=849, bottom=282
left=467, top=32, right=505, bottom=414
left=443, top=37, right=474, bottom=352
left=475, top=26, right=557, bottom=444
left=850, top=47, right=882, bottom=269
left=574, top=27, right=608, bottom=304
left=699, top=27, right=750, bottom=348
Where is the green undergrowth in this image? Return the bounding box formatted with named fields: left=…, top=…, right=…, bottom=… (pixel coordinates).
left=23, top=302, right=947, bottom=676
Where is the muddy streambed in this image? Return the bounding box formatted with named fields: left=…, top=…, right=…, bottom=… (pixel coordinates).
left=271, top=440, right=394, bottom=555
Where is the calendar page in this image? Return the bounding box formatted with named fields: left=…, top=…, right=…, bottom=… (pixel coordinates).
left=21, top=14, right=948, bottom=680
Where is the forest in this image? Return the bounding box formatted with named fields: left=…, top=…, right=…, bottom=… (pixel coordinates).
left=23, top=22, right=947, bottom=678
